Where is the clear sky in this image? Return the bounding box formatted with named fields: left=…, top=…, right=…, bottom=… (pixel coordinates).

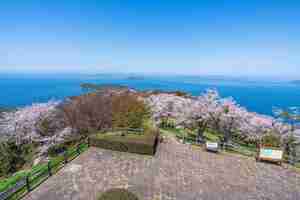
left=0, top=0, right=300, bottom=78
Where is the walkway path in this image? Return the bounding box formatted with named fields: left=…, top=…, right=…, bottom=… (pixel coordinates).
left=24, top=137, right=300, bottom=200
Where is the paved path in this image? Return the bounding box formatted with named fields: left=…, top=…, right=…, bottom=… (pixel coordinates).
left=24, top=138, right=300, bottom=200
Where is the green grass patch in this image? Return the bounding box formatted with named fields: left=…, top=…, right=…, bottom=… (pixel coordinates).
left=225, top=145, right=257, bottom=157
left=160, top=127, right=222, bottom=143
left=0, top=171, right=27, bottom=192
left=204, top=129, right=222, bottom=142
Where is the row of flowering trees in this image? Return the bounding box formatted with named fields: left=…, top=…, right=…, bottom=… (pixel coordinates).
left=0, top=89, right=296, bottom=149
left=147, top=89, right=292, bottom=145
left=190, top=90, right=292, bottom=144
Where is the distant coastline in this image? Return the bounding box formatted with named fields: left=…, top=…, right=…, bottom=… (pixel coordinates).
left=0, top=107, right=14, bottom=113
left=1, top=74, right=300, bottom=116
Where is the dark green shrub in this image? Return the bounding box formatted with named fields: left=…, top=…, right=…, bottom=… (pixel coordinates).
left=47, top=144, right=67, bottom=157
left=98, top=188, right=139, bottom=200
left=89, top=129, right=159, bottom=155
left=47, top=137, right=84, bottom=157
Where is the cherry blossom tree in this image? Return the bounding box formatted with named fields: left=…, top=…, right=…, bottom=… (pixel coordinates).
left=199, top=89, right=224, bottom=131
left=0, top=101, right=61, bottom=144
left=189, top=90, right=246, bottom=143
left=154, top=89, right=291, bottom=145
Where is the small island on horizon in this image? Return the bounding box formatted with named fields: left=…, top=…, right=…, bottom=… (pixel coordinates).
left=127, top=76, right=145, bottom=80
left=291, top=80, right=300, bottom=84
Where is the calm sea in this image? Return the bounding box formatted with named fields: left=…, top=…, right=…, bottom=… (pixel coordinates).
left=1, top=73, right=300, bottom=116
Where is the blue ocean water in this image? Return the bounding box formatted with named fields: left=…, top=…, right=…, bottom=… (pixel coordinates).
left=1, top=73, right=300, bottom=116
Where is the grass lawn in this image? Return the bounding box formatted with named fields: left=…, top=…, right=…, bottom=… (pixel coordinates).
left=160, top=127, right=221, bottom=142
left=160, top=127, right=257, bottom=157
left=203, top=130, right=222, bottom=142
left=0, top=143, right=88, bottom=194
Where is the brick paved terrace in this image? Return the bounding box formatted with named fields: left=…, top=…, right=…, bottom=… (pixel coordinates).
left=24, top=137, right=300, bottom=200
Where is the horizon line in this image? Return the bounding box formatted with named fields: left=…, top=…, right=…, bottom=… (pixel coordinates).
left=0, top=71, right=298, bottom=80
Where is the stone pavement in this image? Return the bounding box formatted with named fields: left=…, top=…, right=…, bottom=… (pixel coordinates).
left=24, top=138, right=300, bottom=200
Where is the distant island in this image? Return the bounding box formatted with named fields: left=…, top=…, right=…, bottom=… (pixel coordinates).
left=291, top=80, right=300, bottom=84
left=127, top=76, right=145, bottom=80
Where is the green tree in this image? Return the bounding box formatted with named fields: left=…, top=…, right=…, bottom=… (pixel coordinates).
left=112, top=93, right=150, bottom=129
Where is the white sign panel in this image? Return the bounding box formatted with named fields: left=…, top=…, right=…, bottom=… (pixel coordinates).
left=206, top=142, right=218, bottom=149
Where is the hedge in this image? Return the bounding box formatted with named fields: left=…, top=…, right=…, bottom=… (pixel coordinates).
left=89, top=130, right=159, bottom=155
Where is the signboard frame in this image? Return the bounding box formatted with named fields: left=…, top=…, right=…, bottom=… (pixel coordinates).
left=206, top=141, right=219, bottom=153
left=256, top=146, right=283, bottom=165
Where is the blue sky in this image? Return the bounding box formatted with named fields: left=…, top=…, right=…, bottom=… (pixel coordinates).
left=0, top=0, right=300, bottom=78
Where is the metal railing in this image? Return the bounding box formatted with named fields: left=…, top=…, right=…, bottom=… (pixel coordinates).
left=98, top=127, right=144, bottom=135
left=0, top=142, right=89, bottom=200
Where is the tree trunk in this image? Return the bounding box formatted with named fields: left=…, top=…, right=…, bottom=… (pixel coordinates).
left=197, top=121, right=207, bottom=144
left=223, top=129, right=233, bottom=145
left=197, top=128, right=204, bottom=139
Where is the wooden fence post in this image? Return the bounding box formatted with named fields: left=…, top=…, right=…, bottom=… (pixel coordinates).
left=64, top=152, right=68, bottom=164
left=48, top=161, right=52, bottom=176
left=77, top=144, right=80, bottom=155
left=87, top=137, right=90, bottom=147
left=288, top=142, right=297, bottom=165
left=26, top=175, right=31, bottom=192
